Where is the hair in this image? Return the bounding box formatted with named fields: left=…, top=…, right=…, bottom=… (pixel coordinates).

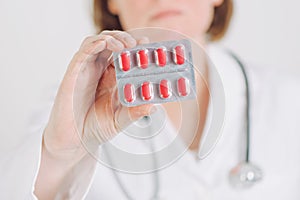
left=93, top=0, right=233, bottom=41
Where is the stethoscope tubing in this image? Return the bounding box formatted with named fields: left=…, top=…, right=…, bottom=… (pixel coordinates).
left=226, top=50, right=251, bottom=162
left=103, top=50, right=255, bottom=199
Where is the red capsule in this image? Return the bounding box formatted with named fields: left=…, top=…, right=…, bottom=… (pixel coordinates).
left=136, top=49, right=149, bottom=69
left=159, top=79, right=171, bottom=99
left=173, top=45, right=185, bottom=65
left=124, top=83, right=135, bottom=103
left=141, top=81, right=153, bottom=101
left=155, top=47, right=167, bottom=67
left=177, top=77, right=190, bottom=96
left=119, top=51, right=131, bottom=71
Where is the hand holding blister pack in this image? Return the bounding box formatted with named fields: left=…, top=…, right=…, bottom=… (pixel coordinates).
left=113, top=39, right=196, bottom=107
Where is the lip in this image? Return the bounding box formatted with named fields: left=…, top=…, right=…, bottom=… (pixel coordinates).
left=151, top=10, right=183, bottom=20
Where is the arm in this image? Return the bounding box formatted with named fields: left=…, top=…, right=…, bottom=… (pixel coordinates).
left=33, top=31, right=153, bottom=199
left=34, top=136, right=98, bottom=199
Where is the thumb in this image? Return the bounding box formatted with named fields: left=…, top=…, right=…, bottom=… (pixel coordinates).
left=114, top=104, right=157, bottom=132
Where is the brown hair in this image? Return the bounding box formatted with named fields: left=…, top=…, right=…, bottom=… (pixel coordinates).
left=93, top=0, right=233, bottom=41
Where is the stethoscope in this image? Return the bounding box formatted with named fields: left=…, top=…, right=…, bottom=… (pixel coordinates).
left=227, top=50, right=263, bottom=188
left=104, top=50, right=263, bottom=200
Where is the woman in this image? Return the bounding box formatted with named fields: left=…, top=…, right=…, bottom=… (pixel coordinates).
left=1, top=0, right=300, bottom=199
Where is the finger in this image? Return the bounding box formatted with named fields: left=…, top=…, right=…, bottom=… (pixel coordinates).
left=79, top=35, right=124, bottom=56
left=80, top=33, right=122, bottom=47
left=68, top=35, right=124, bottom=73
left=114, top=104, right=157, bottom=131
left=62, top=35, right=123, bottom=106
left=80, top=35, right=100, bottom=47
left=96, top=65, right=117, bottom=98
left=136, top=36, right=150, bottom=45
left=102, top=30, right=137, bottom=48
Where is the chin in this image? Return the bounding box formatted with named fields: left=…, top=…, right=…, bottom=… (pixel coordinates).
left=150, top=23, right=184, bottom=34
left=148, top=21, right=201, bottom=39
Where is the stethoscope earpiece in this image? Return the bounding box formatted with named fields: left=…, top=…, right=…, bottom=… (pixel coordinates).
left=229, top=162, right=263, bottom=189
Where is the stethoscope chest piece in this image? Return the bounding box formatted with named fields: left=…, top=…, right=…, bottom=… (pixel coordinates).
left=229, top=162, right=263, bottom=189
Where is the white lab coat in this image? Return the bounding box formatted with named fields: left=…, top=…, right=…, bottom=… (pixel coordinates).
left=1, top=44, right=300, bottom=200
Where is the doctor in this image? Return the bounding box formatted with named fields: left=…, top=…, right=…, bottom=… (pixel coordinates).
left=1, top=0, right=300, bottom=199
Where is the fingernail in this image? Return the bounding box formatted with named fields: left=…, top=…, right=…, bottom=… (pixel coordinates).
left=112, top=39, right=124, bottom=49
left=149, top=105, right=158, bottom=114
left=125, top=37, right=136, bottom=47
left=138, top=37, right=150, bottom=45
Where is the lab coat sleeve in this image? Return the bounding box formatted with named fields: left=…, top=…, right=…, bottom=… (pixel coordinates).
left=0, top=85, right=99, bottom=199
left=0, top=125, right=44, bottom=199
left=0, top=123, right=100, bottom=199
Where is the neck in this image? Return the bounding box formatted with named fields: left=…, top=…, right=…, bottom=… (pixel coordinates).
left=163, top=35, right=211, bottom=153
left=189, top=35, right=210, bottom=152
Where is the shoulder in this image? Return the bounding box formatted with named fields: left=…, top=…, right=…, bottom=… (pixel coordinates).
left=207, top=43, right=300, bottom=110
left=247, top=62, right=300, bottom=102
left=244, top=60, right=300, bottom=117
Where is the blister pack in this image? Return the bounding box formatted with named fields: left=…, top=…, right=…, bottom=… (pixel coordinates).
left=113, top=39, right=196, bottom=107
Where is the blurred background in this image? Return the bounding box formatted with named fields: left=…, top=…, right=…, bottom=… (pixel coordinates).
left=0, top=0, right=299, bottom=152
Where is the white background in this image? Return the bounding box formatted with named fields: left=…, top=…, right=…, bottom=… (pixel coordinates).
left=0, top=0, right=299, bottom=152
